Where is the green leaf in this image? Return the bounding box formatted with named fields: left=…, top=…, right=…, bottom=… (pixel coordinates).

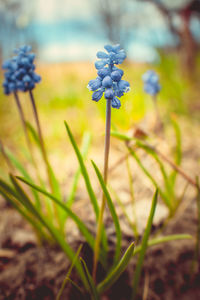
left=92, top=161, right=121, bottom=264
left=0, top=182, right=46, bottom=238
left=56, top=244, right=83, bottom=300
left=66, top=132, right=91, bottom=209
left=64, top=122, right=108, bottom=255
left=58, top=277, right=85, bottom=298
left=64, top=121, right=99, bottom=219
left=16, top=176, right=95, bottom=250
left=137, top=141, right=174, bottom=204
left=25, top=121, right=40, bottom=146
left=193, top=178, right=200, bottom=271
left=16, top=176, right=106, bottom=268
left=97, top=242, right=134, bottom=294
left=134, top=234, right=193, bottom=256
left=10, top=175, right=87, bottom=287
left=132, top=190, right=158, bottom=300
left=169, top=116, right=182, bottom=189
left=26, top=121, right=62, bottom=221
left=128, top=147, right=172, bottom=210
left=171, top=116, right=182, bottom=166
left=80, top=258, right=100, bottom=300
left=111, top=131, right=132, bottom=141
left=5, top=148, right=41, bottom=210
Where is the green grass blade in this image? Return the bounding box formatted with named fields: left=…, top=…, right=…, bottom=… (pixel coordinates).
left=109, top=185, right=134, bottom=233
left=128, top=147, right=172, bottom=210
left=134, top=234, right=193, bottom=256
left=137, top=142, right=174, bottom=202
left=16, top=176, right=95, bottom=251
left=80, top=258, right=100, bottom=300
left=26, top=120, right=62, bottom=201
left=169, top=116, right=182, bottom=188
left=58, top=277, right=85, bottom=298
left=64, top=122, right=108, bottom=254
left=0, top=184, right=45, bottom=237
left=193, top=179, right=200, bottom=272
left=66, top=132, right=91, bottom=209
left=16, top=176, right=106, bottom=267
left=97, top=242, right=134, bottom=294
left=0, top=177, right=17, bottom=197
left=110, top=131, right=172, bottom=210
left=5, top=148, right=41, bottom=210
left=56, top=244, right=83, bottom=300
left=92, top=161, right=121, bottom=264
left=171, top=116, right=182, bottom=166
left=26, top=121, right=62, bottom=220
left=10, top=175, right=87, bottom=286
left=111, top=131, right=132, bottom=141
left=64, top=121, right=99, bottom=219
left=125, top=157, right=138, bottom=238
left=132, top=189, right=158, bottom=300
left=25, top=121, right=40, bottom=146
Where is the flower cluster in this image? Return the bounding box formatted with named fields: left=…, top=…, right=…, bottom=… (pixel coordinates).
left=87, top=44, right=130, bottom=109
left=142, top=70, right=161, bottom=96
left=2, top=45, right=41, bottom=95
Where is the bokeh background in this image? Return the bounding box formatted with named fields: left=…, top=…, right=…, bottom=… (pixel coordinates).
left=0, top=0, right=200, bottom=166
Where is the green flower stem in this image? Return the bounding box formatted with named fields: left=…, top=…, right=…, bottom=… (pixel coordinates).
left=152, top=95, right=162, bottom=131
left=132, top=190, right=158, bottom=300
left=29, top=91, right=59, bottom=225
left=0, top=140, right=14, bottom=172
left=126, top=157, right=138, bottom=239
left=13, top=92, right=38, bottom=169
left=93, top=99, right=111, bottom=281
left=29, top=91, right=52, bottom=189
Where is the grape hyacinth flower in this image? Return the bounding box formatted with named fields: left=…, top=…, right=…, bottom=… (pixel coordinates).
left=142, top=70, right=162, bottom=132
left=2, top=46, right=56, bottom=201
left=87, top=44, right=130, bottom=109
left=2, top=45, right=41, bottom=95
left=90, top=44, right=130, bottom=280
left=142, top=70, right=160, bottom=96
left=1, top=46, right=42, bottom=174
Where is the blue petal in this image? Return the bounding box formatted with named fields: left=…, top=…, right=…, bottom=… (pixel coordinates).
left=96, top=51, right=109, bottom=59
left=102, top=76, right=112, bottom=88
left=95, top=60, right=107, bottom=69
left=23, top=75, right=32, bottom=83
left=118, top=80, right=130, bottom=93
left=112, top=44, right=121, bottom=53
left=111, top=97, right=121, bottom=109
left=97, top=68, right=110, bottom=78
left=111, top=70, right=122, bottom=82
left=2, top=60, right=12, bottom=69
left=104, top=45, right=113, bottom=53
left=104, top=88, right=114, bottom=99
left=92, top=90, right=103, bottom=102
left=88, top=78, right=102, bottom=91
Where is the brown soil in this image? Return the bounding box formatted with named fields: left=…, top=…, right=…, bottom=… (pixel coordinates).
left=0, top=193, right=199, bottom=300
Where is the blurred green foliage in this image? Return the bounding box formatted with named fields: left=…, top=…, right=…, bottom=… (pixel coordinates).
left=0, top=52, right=199, bottom=151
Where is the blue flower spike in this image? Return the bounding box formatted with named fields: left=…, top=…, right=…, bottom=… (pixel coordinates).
left=2, top=45, right=41, bottom=95
left=142, top=70, right=161, bottom=96
left=87, top=44, right=130, bottom=109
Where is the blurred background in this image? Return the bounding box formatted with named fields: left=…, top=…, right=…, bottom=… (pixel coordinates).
left=0, top=0, right=200, bottom=163
left=1, top=0, right=200, bottom=64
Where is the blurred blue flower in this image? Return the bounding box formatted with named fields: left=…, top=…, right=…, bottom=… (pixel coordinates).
left=2, top=45, right=41, bottom=95
left=87, top=44, right=130, bottom=109
left=142, top=70, right=161, bottom=96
